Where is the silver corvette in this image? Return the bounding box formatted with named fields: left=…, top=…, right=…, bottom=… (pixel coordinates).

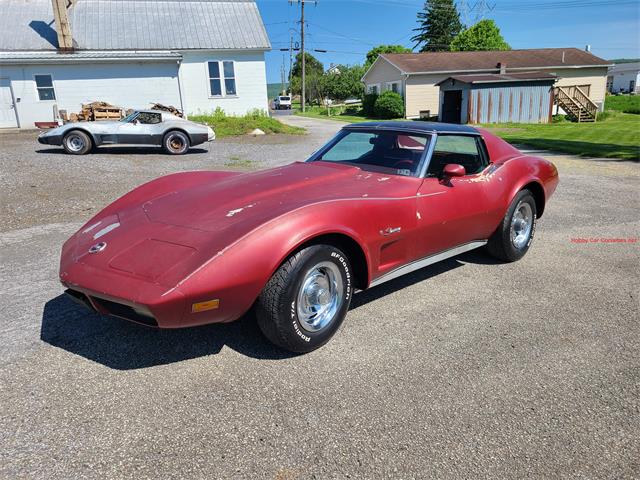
left=37, top=110, right=215, bottom=155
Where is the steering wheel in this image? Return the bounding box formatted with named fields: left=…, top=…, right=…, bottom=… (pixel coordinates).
left=393, top=159, right=414, bottom=170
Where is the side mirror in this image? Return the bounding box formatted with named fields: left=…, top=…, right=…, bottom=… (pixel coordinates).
left=442, top=163, right=465, bottom=178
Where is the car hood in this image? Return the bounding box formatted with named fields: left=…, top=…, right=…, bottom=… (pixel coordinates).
left=142, top=161, right=418, bottom=232
left=65, top=162, right=418, bottom=287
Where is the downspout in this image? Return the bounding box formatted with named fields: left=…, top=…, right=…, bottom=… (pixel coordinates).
left=403, top=73, right=409, bottom=119
left=176, top=57, right=186, bottom=118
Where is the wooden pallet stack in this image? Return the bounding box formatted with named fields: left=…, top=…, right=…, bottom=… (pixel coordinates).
left=150, top=103, right=184, bottom=117
left=69, top=101, right=123, bottom=122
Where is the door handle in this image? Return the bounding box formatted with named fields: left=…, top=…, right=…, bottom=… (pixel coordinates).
left=380, top=227, right=401, bottom=236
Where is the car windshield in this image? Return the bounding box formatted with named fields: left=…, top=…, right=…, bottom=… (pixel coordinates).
left=120, top=111, right=139, bottom=123
left=309, top=129, right=430, bottom=177
left=280, top=96, right=291, bottom=101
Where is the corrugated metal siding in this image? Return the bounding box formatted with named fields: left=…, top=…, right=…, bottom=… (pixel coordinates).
left=0, top=0, right=270, bottom=51
left=467, top=84, right=552, bottom=124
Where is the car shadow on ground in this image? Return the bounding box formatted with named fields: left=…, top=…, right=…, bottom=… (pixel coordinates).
left=40, top=295, right=294, bottom=370
left=36, top=147, right=208, bottom=155
left=40, top=249, right=500, bottom=370
left=351, top=249, right=500, bottom=309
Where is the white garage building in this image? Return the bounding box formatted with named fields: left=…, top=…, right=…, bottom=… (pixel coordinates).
left=0, top=0, right=271, bottom=129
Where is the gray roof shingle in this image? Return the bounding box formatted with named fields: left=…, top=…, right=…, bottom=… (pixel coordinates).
left=380, top=48, right=610, bottom=74
left=0, top=0, right=271, bottom=51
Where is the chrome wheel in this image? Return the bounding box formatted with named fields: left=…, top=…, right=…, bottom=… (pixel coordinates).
left=511, top=201, right=533, bottom=249
left=169, top=136, right=184, bottom=151
left=297, top=261, right=344, bottom=333
left=66, top=134, right=85, bottom=152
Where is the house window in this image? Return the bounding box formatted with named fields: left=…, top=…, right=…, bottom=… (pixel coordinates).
left=208, top=62, right=222, bottom=96
left=223, top=61, right=236, bottom=95
left=367, top=84, right=379, bottom=95
left=35, top=74, right=55, bottom=101
left=208, top=61, right=237, bottom=97
left=387, top=82, right=400, bottom=94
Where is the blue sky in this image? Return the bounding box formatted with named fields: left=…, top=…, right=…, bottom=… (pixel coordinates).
left=256, top=0, right=640, bottom=83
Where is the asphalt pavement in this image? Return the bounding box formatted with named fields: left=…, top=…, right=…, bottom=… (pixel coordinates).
left=0, top=116, right=638, bottom=479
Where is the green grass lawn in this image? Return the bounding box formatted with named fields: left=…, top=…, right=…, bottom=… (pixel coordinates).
left=604, top=94, right=640, bottom=113
left=294, top=105, right=404, bottom=123
left=295, top=108, right=381, bottom=123
left=190, top=109, right=305, bottom=137
left=485, top=112, right=640, bottom=160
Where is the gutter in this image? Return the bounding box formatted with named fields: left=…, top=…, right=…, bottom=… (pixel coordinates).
left=0, top=53, right=183, bottom=64
left=399, top=64, right=612, bottom=76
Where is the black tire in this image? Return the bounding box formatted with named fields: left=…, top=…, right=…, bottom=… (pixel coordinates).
left=62, top=130, right=92, bottom=155
left=163, top=130, right=190, bottom=155
left=256, top=245, right=353, bottom=353
left=487, top=189, right=537, bottom=262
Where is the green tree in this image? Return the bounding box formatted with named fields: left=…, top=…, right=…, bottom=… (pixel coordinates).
left=291, top=52, right=324, bottom=78
left=411, top=0, right=463, bottom=52
left=323, top=64, right=366, bottom=101
left=365, top=45, right=412, bottom=68
left=290, top=52, right=325, bottom=105
left=450, top=19, right=511, bottom=51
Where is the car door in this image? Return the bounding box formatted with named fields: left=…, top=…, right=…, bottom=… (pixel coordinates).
left=117, top=112, right=162, bottom=144
left=414, top=134, right=494, bottom=258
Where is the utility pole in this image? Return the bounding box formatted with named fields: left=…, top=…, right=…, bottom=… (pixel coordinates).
left=280, top=56, right=286, bottom=96
left=290, top=0, right=316, bottom=112
left=279, top=31, right=299, bottom=94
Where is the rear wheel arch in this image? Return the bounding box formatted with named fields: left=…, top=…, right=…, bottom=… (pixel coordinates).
left=521, top=181, right=546, bottom=218
left=163, top=127, right=192, bottom=143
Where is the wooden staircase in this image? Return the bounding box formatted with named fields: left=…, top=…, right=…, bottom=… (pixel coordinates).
left=554, top=86, right=598, bottom=122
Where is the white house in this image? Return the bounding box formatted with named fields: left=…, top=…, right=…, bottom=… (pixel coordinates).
left=0, top=0, right=271, bottom=129
left=607, top=61, right=640, bottom=93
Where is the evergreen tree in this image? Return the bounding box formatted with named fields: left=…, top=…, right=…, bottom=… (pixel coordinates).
left=411, top=0, right=463, bottom=52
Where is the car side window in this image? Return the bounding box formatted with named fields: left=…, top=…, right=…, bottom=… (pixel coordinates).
left=137, top=112, right=162, bottom=124
left=427, top=135, right=487, bottom=177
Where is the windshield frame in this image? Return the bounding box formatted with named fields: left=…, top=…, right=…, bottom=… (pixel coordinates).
left=120, top=111, right=140, bottom=123
left=306, top=128, right=435, bottom=179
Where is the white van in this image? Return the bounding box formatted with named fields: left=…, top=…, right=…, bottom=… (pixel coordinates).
left=274, top=96, right=292, bottom=110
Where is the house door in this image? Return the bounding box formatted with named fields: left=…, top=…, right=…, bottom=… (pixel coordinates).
left=441, top=90, right=462, bottom=123
left=0, top=78, right=18, bottom=128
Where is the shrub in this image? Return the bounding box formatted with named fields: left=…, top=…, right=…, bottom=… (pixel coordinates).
left=374, top=91, right=404, bottom=119
left=361, top=93, right=378, bottom=117
left=623, top=107, right=640, bottom=115
left=596, top=110, right=615, bottom=121
left=189, top=110, right=304, bottom=137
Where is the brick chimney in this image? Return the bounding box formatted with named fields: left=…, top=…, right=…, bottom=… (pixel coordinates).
left=51, top=0, right=76, bottom=51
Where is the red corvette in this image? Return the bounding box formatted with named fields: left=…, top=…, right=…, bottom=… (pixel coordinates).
left=60, top=122, right=558, bottom=352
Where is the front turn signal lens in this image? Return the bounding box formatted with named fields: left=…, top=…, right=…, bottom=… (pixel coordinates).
left=191, top=299, right=220, bottom=313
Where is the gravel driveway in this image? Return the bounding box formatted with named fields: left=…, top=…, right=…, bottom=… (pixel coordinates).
left=0, top=117, right=638, bottom=479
